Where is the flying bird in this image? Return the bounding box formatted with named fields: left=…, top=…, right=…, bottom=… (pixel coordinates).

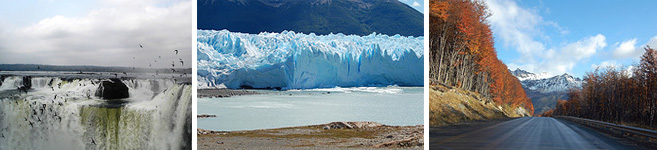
left=174, top=50, right=178, bottom=55
left=179, top=58, right=184, bottom=66
left=139, top=44, right=143, bottom=48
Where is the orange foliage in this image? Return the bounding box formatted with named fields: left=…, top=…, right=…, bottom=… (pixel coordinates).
left=430, top=0, right=534, bottom=114
left=553, top=47, right=657, bottom=127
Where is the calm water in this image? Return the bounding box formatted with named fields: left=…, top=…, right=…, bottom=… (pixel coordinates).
left=197, top=86, right=423, bottom=131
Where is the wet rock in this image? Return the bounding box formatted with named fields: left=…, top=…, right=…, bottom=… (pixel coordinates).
left=373, top=136, right=423, bottom=148
left=322, top=121, right=384, bottom=129
left=17, top=76, right=32, bottom=93
left=197, top=114, right=217, bottom=118
left=23, top=76, right=32, bottom=88
left=95, top=78, right=129, bottom=99
left=0, top=75, right=6, bottom=86
left=197, top=128, right=228, bottom=135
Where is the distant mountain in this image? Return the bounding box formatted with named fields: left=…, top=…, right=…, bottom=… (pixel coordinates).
left=509, top=69, right=551, bottom=81
left=0, top=64, right=192, bottom=74
left=510, top=68, right=582, bottom=93
left=510, top=68, right=583, bottom=114
left=198, top=0, right=423, bottom=37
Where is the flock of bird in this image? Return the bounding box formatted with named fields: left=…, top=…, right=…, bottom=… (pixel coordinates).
left=33, top=43, right=188, bottom=78
left=134, top=43, right=187, bottom=78
left=138, top=43, right=183, bottom=69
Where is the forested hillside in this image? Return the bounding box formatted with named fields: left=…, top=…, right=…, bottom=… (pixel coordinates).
left=429, top=0, right=533, bottom=115
left=545, top=47, right=657, bottom=129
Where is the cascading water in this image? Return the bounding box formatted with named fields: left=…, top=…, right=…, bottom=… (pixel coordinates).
left=0, top=75, right=192, bottom=150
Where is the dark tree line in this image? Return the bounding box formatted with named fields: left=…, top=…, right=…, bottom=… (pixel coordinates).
left=546, top=47, right=657, bottom=128
left=430, top=0, right=533, bottom=114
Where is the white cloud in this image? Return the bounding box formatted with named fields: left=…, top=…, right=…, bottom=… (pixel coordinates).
left=506, top=34, right=606, bottom=76
left=612, top=38, right=639, bottom=59
left=543, top=34, right=606, bottom=75
left=486, top=0, right=607, bottom=76
left=412, top=1, right=420, bottom=7
left=486, top=0, right=545, bottom=63
left=606, top=36, right=657, bottom=63
left=590, top=61, right=635, bottom=77
left=591, top=60, right=619, bottom=70
left=647, top=36, right=657, bottom=49
left=0, top=0, right=191, bottom=68
left=561, top=34, right=606, bottom=60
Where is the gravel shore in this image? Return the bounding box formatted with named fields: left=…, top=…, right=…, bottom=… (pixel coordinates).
left=197, top=89, right=260, bottom=98
left=197, top=122, right=423, bottom=150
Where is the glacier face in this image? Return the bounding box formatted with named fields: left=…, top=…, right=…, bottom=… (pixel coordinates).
left=197, top=30, right=424, bottom=89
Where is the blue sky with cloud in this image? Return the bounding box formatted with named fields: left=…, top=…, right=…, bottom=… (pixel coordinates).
left=399, top=0, right=424, bottom=13
left=485, top=0, right=657, bottom=78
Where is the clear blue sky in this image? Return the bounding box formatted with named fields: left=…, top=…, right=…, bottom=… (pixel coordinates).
left=485, top=0, right=657, bottom=78
left=400, top=0, right=424, bottom=13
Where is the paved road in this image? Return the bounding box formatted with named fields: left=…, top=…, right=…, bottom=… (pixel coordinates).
left=430, top=117, right=647, bottom=150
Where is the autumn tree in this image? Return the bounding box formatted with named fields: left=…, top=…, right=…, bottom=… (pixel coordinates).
left=553, top=46, right=657, bottom=129
left=430, top=0, right=533, bottom=114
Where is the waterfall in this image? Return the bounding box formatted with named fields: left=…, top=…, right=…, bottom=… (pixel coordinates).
left=0, top=76, right=192, bottom=150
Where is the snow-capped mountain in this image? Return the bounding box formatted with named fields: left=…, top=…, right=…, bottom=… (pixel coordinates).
left=510, top=68, right=582, bottom=93
left=510, top=69, right=551, bottom=81
left=510, top=68, right=583, bottom=114
left=197, top=29, right=423, bottom=89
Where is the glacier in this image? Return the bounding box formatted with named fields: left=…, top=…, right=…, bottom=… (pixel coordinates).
left=197, top=29, right=424, bottom=89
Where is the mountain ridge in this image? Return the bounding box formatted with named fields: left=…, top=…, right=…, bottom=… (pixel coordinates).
left=510, top=68, right=582, bottom=114
left=198, top=0, right=423, bottom=37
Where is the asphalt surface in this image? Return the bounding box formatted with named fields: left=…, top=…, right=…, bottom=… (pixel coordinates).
left=430, top=117, right=648, bottom=150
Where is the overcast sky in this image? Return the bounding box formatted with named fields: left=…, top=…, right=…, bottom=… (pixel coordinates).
left=486, top=0, right=657, bottom=77
left=0, top=0, right=192, bottom=68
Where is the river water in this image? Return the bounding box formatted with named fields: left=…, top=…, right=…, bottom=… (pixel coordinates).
left=0, top=72, right=192, bottom=150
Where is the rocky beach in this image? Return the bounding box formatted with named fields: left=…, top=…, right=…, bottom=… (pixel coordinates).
left=197, top=89, right=260, bottom=98
left=197, top=122, right=423, bottom=149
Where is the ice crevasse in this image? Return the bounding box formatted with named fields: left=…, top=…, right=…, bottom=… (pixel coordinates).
left=197, top=29, right=424, bottom=89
